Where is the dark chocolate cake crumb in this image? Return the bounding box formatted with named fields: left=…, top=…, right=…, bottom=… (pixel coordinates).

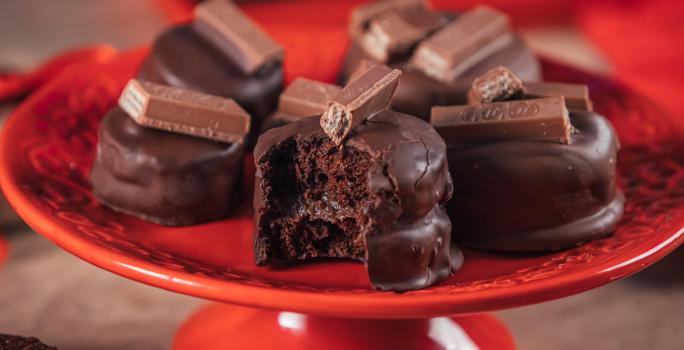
left=0, top=334, right=57, bottom=350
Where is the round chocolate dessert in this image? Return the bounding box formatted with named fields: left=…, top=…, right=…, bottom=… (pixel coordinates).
left=253, top=110, right=461, bottom=291
left=446, top=111, right=624, bottom=252
left=0, top=333, right=57, bottom=350
left=137, top=25, right=283, bottom=131
left=339, top=14, right=542, bottom=120
left=91, top=107, right=244, bottom=226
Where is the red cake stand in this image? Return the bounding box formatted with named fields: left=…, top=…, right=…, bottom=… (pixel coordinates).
left=1, top=48, right=684, bottom=349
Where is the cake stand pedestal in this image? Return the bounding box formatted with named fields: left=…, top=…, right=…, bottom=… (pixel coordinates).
left=174, top=304, right=513, bottom=350
left=1, top=46, right=684, bottom=350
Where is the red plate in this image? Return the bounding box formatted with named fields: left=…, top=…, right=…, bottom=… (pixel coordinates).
left=1, top=49, right=683, bottom=321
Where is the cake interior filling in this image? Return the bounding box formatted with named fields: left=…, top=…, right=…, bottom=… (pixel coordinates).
left=260, top=136, right=373, bottom=262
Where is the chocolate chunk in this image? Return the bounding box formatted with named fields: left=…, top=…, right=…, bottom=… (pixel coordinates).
left=468, top=66, right=524, bottom=103
left=193, top=0, right=283, bottom=74
left=349, top=0, right=427, bottom=38
left=410, top=6, right=513, bottom=82
left=524, top=81, right=593, bottom=111
left=359, top=8, right=446, bottom=62
left=278, top=78, right=341, bottom=118
left=119, top=79, right=251, bottom=144
left=431, top=97, right=571, bottom=144
left=321, top=65, right=401, bottom=145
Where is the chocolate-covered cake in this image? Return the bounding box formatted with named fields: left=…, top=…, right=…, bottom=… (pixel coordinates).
left=92, top=80, right=250, bottom=226
left=0, top=333, right=57, bottom=350
left=138, top=0, right=283, bottom=133
left=254, top=66, right=460, bottom=291
left=340, top=2, right=542, bottom=120
left=432, top=67, right=623, bottom=251
left=446, top=111, right=623, bottom=251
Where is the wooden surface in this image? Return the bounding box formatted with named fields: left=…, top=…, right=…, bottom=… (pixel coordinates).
left=1, top=1, right=683, bottom=349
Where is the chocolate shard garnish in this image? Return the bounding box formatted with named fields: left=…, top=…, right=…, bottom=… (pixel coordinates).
left=119, top=79, right=251, bottom=144
left=431, top=97, right=571, bottom=144
left=523, top=81, right=594, bottom=111
left=410, top=6, right=513, bottom=82
left=278, top=78, right=342, bottom=118
left=468, top=66, right=524, bottom=104
left=349, top=0, right=427, bottom=38
left=321, top=65, right=402, bottom=145
left=193, top=0, right=284, bottom=75
left=359, top=8, right=446, bottom=62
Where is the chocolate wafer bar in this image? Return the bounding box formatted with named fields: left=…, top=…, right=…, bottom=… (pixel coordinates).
left=410, top=6, right=513, bottom=82
left=468, top=66, right=524, bottom=103
left=359, top=8, right=446, bottom=62
left=321, top=65, right=402, bottom=145
left=524, top=81, right=593, bottom=111
left=278, top=78, right=342, bottom=118
left=119, top=79, right=250, bottom=144
left=193, top=0, right=283, bottom=74
left=349, top=0, right=427, bottom=38
left=431, top=97, right=571, bottom=144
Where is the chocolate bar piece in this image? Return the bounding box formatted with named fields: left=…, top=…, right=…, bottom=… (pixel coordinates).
left=347, top=59, right=376, bottom=83
left=359, top=9, right=446, bottom=62
left=193, top=0, right=283, bottom=74
left=468, top=66, right=524, bottom=103
left=524, top=81, right=593, bottom=111
left=279, top=78, right=342, bottom=118
left=119, top=79, right=251, bottom=144
left=349, top=0, right=427, bottom=38
left=431, top=97, right=571, bottom=144
left=360, top=12, right=424, bottom=62
left=410, top=6, right=513, bottom=82
left=321, top=65, right=402, bottom=145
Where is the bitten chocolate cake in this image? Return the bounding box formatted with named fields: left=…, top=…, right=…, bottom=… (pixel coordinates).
left=137, top=0, right=283, bottom=133
left=432, top=67, right=623, bottom=251
left=91, top=80, right=250, bottom=226
left=339, top=2, right=542, bottom=120
left=0, top=333, right=57, bottom=350
left=254, top=66, right=460, bottom=291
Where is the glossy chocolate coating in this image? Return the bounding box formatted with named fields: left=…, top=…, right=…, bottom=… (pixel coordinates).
left=91, top=107, right=244, bottom=226
left=339, top=13, right=542, bottom=120
left=446, top=111, right=624, bottom=251
left=137, top=24, right=283, bottom=131
left=254, top=110, right=458, bottom=291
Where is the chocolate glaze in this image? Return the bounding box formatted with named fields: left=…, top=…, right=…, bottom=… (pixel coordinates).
left=137, top=24, right=283, bottom=132
left=91, top=107, right=244, bottom=226
left=254, top=110, right=458, bottom=291
left=339, top=13, right=542, bottom=120
left=446, top=111, right=624, bottom=251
